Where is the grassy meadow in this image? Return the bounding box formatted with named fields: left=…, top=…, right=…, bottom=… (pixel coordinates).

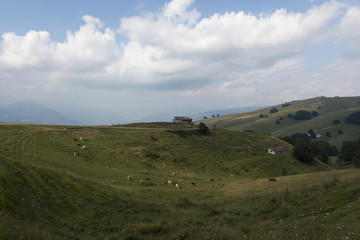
left=0, top=122, right=359, bottom=239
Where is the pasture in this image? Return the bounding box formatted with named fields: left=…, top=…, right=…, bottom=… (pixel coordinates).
left=0, top=123, right=359, bottom=239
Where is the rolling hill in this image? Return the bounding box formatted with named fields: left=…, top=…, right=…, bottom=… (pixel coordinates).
left=199, top=96, right=360, bottom=148
left=0, top=122, right=359, bottom=239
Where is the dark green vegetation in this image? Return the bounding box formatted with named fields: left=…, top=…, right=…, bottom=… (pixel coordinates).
left=0, top=123, right=360, bottom=239
left=200, top=96, right=360, bottom=149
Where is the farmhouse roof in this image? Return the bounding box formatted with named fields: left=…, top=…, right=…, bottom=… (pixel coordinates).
left=269, top=146, right=286, bottom=152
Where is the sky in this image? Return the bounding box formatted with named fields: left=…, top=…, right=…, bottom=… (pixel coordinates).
left=0, top=0, right=360, bottom=123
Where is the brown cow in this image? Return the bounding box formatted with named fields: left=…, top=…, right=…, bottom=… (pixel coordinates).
left=269, top=178, right=277, bottom=182
left=191, top=182, right=196, bottom=186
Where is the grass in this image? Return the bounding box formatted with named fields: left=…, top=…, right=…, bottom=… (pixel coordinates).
left=0, top=123, right=359, bottom=239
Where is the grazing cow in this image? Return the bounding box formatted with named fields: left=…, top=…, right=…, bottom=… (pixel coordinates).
left=140, top=179, right=144, bottom=185
left=172, top=172, right=176, bottom=176
left=80, top=145, right=87, bottom=149
left=77, top=143, right=82, bottom=146
left=160, top=180, right=165, bottom=184
left=191, top=182, right=196, bottom=186
left=73, top=138, right=77, bottom=142
left=269, top=178, right=277, bottom=182
left=210, top=178, right=215, bottom=182
left=73, top=152, right=78, bottom=156
left=168, top=180, right=173, bottom=185
left=127, top=175, right=131, bottom=181
left=79, top=137, right=84, bottom=141
left=175, top=184, right=180, bottom=189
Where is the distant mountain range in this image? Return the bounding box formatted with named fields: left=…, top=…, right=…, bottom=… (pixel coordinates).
left=0, top=101, right=82, bottom=125
left=0, top=97, right=265, bottom=126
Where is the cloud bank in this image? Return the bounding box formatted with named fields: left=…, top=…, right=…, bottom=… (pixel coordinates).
left=0, top=0, right=360, bottom=107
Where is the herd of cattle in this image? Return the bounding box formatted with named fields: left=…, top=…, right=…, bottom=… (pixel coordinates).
left=71, top=136, right=278, bottom=187
left=127, top=173, right=201, bottom=190
left=73, top=137, right=86, bottom=156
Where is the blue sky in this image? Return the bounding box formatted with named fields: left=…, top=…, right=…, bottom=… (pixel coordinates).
left=0, top=0, right=360, bottom=123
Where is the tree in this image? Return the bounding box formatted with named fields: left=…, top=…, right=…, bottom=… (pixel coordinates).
left=290, top=133, right=311, bottom=142
left=293, top=140, right=314, bottom=163
left=312, top=141, right=338, bottom=163
left=345, top=111, right=360, bottom=125
left=340, top=139, right=360, bottom=166
left=198, top=122, right=211, bottom=135
left=307, top=129, right=316, bottom=139
left=333, top=119, right=341, bottom=124
left=312, top=111, right=319, bottom=117
left=270, top=108, right=278, bottom=114
left=294, top=110, right=312, bottom=120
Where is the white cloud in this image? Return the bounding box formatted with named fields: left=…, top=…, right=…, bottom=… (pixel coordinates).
left=0, top=30, right=53, bottom=69
left=0, top=0, right=359, bottom=111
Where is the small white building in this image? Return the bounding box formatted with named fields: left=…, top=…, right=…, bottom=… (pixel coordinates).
left=268, top=146, right=286, bottom=155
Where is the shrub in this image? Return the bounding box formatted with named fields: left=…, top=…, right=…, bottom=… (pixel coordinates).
left=338, top=129, right=343, bottom=135
left=312, top=111, right=318, bottom=116
left=287, top=113, right=293, bottom=118
left=275, top=120, right=280, bottom=124
left=259, top=114, right=264, bottom=118
left=326, top=132, right=331, bottom=137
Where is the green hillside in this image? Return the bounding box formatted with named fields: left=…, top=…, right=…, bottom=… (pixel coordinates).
left=200, top=96, right=360, bottom=148
left=0, top=123, right=359, bottom=239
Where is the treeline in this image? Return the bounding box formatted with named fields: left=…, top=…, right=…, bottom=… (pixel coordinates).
left=280, top=135, right=360, bottom=166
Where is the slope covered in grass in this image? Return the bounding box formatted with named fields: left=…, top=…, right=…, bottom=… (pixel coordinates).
left=200, top=96, right=360, bottom=148
left=0, top=123, right=359, bottom=239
